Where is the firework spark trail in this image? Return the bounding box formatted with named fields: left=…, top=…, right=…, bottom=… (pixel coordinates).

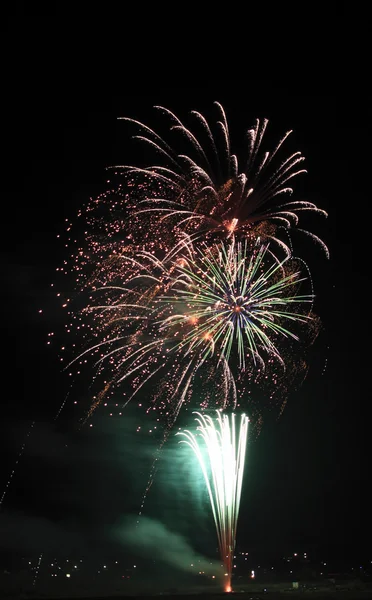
left=177, top=411, right=249, bottom=593
left=32, top=553, right=43, bottom=587
left=0, top=421, right=35, bottom=510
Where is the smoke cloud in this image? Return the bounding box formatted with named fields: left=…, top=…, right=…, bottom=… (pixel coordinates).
left=115, top=515, right=222, bottom=578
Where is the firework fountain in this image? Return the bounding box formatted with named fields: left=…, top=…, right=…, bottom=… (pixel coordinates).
left=178, top=411, right=249, bottom=592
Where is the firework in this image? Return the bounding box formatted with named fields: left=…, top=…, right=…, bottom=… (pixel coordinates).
left=53, top=102, right=326, bottom=428
left=160, top=238, right=313, bottom=371
left=50, top=101, right=328, bottom=440
left=66, top=236, right=313, bottom=427
left=51, top=103, right=328, bottom=588
left=109, top=102, right=328, bottom=259
left=177, top=411, right=249, bottom=592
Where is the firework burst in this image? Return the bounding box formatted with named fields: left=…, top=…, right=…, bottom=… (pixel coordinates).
left=65, top=236, right=314, bottom=429
left=108, top=102, right=328, bottom=259
left=160, top=238, right=313, bottom=371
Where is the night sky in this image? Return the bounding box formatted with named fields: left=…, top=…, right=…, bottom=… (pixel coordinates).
left=1, top=17, right=371, bottom=586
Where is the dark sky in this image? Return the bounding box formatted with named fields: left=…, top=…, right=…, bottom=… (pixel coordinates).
left=1, top=8, right=371, bottom=580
